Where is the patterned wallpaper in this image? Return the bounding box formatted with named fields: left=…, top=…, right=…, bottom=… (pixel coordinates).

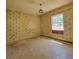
left=6, top=9, right=40, bottom=44
left=40, top=3, right=73, bottom=42
left=6, top=3, right=73, bottom=43
left=64, top=8, right=73, bottom=42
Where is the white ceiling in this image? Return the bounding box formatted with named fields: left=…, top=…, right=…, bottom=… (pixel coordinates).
left=7, top=0, right=72, bottom=15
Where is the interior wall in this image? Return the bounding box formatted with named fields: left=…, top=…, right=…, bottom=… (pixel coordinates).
left=6, top=9, right=40, bottom=44
left=40, top=3, right=73, bottom=42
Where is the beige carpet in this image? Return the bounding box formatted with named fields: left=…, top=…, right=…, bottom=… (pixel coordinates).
left=7, top=36, right=73, bottom=59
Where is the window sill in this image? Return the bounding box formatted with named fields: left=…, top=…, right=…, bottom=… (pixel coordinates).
left=52, top=30, right=64, bottom=34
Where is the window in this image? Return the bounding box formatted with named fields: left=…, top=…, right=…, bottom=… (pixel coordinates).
left=51, top=13, right=64, bottom=34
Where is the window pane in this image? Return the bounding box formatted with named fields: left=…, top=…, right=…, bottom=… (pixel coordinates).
left=51, top=13, right=64, bottom=31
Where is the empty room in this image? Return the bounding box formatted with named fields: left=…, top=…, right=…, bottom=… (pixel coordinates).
left=6, top=0, right=73, bottom=59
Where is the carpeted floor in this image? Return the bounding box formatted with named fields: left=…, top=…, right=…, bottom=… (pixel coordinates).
left=7, top=36, right=73, bottom=59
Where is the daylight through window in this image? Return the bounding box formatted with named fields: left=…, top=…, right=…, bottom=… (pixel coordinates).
left=51, top=13, right=64, bottom=34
